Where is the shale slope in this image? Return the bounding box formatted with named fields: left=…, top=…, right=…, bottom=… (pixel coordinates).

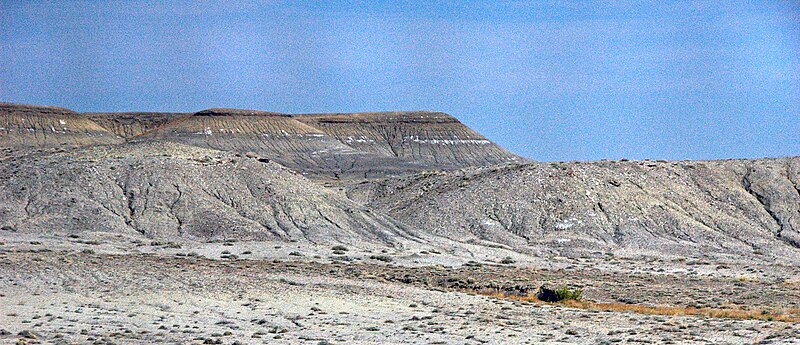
left=0, top=141, right=419, bottom=246
left=354, top=158, right=800, bottom=262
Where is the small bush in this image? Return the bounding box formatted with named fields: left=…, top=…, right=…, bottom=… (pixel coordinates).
left=464, top=261, right=482, bottom=267
left=555, top=286, right=583, bottom=301
left=500, top=256, right=515, bottom=264
left=331, top=245, right=348, bottom=251
left=369, top=255, right=393, bottom=263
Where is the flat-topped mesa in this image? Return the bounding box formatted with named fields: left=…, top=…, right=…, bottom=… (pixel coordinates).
left=1, top=103, right=524, bottom=179
left=0, top=102, right=123, bottom=148
left=124, top=107, right=521, bottom=179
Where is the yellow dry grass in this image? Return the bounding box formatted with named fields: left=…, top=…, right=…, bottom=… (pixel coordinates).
left=479, top=291, right=800, bottom=323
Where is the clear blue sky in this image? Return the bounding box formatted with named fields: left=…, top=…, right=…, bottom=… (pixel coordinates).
left=1, top=1, right=798, bottom=161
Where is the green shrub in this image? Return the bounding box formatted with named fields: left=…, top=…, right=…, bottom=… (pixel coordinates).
left=555, top=286, right=583, bottom=301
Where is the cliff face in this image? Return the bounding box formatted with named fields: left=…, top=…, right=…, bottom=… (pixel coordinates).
left=0, top=103, right=123, bottom=148
left=354, top=158, right=800, bottom=261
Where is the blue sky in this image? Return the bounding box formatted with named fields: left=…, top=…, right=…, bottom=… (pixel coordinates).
left=1, top=1, right=798, bottom=161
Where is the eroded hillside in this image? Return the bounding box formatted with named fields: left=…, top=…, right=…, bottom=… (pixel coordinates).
left=352, top=158, right=800, bottom=262
left=1, top=101, right=798, bottom=263
left=0, top=142, right=421, bottom=246
left=85, top=111, right=190, bottom=138
left=0, top=103, right=123, bottom=148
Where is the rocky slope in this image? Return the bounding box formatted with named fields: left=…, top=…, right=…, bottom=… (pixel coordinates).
left=0, top=141, right=420, bottom=246
left=353, top=158, right=800, bottom=261
left=0, top=102, right=123, bottom=148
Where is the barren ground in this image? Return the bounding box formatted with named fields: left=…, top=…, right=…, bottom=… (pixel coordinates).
left=1, top=235, right=798, bottom=345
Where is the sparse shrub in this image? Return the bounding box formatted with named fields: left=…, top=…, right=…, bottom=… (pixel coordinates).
left=537, top=285, right=583, bottom=302
left=289, top=251, right=303, bottom=257
left=331, top=245, right=348, bottom=251
left=464, top=261, right=482, bottom=267
left=555, top=286, right=583, bottom=301
left=332, top=250, right=346, bottom=255
left=369, top=255, right=393, bottom=263
left=500, top=256, right=515, bottom=264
